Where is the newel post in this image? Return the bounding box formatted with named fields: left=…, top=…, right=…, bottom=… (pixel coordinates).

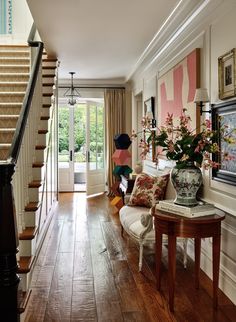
left=0, top=163, right=20, bottom=322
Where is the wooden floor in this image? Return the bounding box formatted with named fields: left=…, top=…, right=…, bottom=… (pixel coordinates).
left=24, top=193, right=236, bottom=322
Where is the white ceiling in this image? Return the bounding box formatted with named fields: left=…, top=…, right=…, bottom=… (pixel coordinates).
left=27, top=0, right=180, bottom=82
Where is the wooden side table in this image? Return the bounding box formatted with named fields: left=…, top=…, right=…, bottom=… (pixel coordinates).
left=151, top=207, right=225, bottom=312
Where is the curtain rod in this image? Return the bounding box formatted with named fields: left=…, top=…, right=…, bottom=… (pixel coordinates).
left=58, top=86, right=125, bottom=89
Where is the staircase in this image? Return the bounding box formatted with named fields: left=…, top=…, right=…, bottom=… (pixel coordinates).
left=0, top=45, right=58, bottom=317
left=0, top=45, right=30, bottom=160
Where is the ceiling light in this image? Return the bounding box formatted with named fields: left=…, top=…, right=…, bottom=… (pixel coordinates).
left=64, top=72, right=81, bottom=106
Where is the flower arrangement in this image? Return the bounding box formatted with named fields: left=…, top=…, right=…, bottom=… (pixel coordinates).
left=132, top=109, right=236, bottom=169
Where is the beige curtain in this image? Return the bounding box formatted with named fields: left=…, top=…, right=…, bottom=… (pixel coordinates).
left=104, top=88, right=126, bottom=193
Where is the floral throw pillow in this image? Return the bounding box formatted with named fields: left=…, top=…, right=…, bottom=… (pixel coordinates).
left=128, top=173, right=169, bottom=208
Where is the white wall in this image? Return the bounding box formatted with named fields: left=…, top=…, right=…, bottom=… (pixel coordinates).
left=0, top=0, right=32, bottom=44
left=129, top=0, right=236, bottom=305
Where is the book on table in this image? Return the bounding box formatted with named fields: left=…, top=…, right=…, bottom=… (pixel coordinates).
left=156, top=200, right=216, bottom=218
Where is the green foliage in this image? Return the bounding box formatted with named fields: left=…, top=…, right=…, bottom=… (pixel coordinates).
left=59, top=103, right=104, bottom=160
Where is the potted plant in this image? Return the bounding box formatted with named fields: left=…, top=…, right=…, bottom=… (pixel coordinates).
left=132, top=109, right=236, bottom=206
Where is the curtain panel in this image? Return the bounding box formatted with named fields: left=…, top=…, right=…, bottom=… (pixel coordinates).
left=104, top=88, right=125, bottom=193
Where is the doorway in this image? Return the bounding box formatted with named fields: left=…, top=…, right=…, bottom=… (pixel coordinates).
left=58, top=99, right=105, bottom=195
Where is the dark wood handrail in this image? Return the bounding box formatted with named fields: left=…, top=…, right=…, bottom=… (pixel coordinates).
left=8, top=23, right=44, bottom=164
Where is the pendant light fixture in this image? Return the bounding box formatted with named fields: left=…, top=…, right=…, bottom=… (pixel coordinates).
left=64, top=72, right=81, bottom=106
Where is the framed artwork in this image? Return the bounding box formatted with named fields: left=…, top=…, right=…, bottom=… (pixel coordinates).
left=212, top=100, right=236, bottom=185
left=218, top=48, right=236, bottom=100
left=144, top=97, right=156, bottom=162
left=158, top=48, right=200, bottom=130
left=144, top=96, right=155, bottom=119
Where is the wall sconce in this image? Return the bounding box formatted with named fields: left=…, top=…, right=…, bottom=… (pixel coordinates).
left=194, top=88, right=211, bottom=115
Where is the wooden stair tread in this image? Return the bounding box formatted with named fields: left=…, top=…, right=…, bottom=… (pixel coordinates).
left=42, top=82, right=54, bottom=86
left=35, top=145, right=46, bottom=150
left=42, top=74, right=55, bottom=77
left=43, top=59, right=57, bottom=63
left=25, top=201, right=40, bottom=211
left=42, top=66, right=56, bottom=70
left=38, top=129, right=48, bottom=134
left=32, top=162, right=44, bottom=168
left=18, top=289, right=32, bottom=314
left=40, top=116, right=50, bottom=120
left=19, top=226, right=38, bottom=240
left=28, top=180, right=42, bottom=188
left=43, top=93, right=52, bottom=97
left=18, top=256, right=35, bottom=273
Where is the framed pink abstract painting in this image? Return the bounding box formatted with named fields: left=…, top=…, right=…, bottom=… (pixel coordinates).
left=158, top=48, right=200, bottom=130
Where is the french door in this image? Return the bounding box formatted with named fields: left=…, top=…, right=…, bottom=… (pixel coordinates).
left=86, top=101, right=105, bottom=195
left=58, top=100, right=105, bottom=195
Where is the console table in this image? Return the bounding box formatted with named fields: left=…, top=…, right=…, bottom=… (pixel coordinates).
left=151, top=207, right=225, bottom=312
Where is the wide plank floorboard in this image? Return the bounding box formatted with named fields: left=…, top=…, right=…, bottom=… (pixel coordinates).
left=24, top=193, right=236, bottom=321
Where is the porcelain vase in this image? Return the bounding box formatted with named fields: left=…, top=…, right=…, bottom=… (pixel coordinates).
left=171, top=161, right=202, bottom=206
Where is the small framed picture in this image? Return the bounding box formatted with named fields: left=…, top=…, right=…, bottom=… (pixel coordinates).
left=212, top=100, right=236, bottom=185
left=218, top=48, right=236, bottom=100
left=144, top=96, right=155, bottom=119
left=144, top=97, right=156, bottom=162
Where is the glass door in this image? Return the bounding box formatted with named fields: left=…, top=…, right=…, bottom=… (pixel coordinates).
left=86, top=101, right=105, bottom=195
left=58, top=99, right=105, bottom=194
left=58, top=105, right=74, bottom=191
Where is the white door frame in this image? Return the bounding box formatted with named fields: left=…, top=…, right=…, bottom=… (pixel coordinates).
left=58, top=105, right=74, bottom=192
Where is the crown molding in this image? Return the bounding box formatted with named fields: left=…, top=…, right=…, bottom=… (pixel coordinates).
left=127, top=0, right=225, bottom=82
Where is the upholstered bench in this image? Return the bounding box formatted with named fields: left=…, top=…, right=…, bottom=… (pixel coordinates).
left=119, top=164, right=188, bottom=271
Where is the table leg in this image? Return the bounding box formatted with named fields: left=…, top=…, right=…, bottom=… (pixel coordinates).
left=168, top=234, right=176, bottom=312
left=213, top=234, right=221, bottom=309
left=194, top=238, right=201, bottom=289
left=155, top=229, right=162, bottom=290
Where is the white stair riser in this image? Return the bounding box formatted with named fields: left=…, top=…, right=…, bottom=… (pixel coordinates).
left=32, top=166, right=45, bottom=181
left=42, top=61, right=56, bottom=68
left=43, top=96, right=53, bottom=105
left=24, top=208, right=40, bottom=227
left=35, top=149, right=47, bottom=163
left=19, top=269, right=33, bottom=293
left=28, top=187, right=42, bottom=203
left=37, top=134, right=46, bottom=146
left=43, top=76, right=55, bottom=83
left=41, top=107, right=50, bottom=118
left=42, top=68, right=55, bottom=76
left=42, top=86, right=53, bottom=94
left=40, top=119, right=49, bottom=131
left=19, top=238, right=36, bottom=257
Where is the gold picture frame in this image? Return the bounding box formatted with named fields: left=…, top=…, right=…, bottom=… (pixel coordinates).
left=218, top=48, right=236, bottom=100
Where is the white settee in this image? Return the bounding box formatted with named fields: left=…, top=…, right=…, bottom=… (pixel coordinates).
left=119, top=160, right=188, bottom=271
